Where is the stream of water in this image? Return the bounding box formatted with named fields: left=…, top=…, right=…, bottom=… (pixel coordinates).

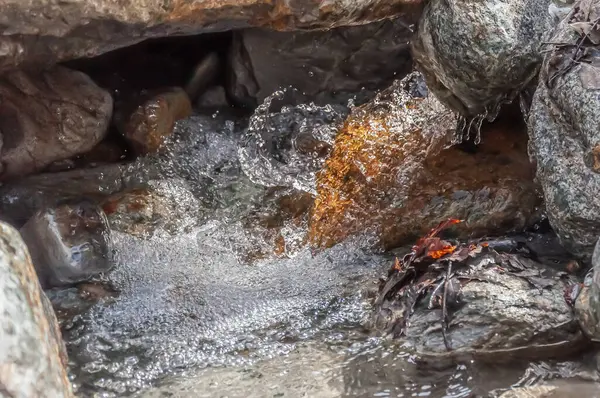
left=52, top=89, right=600, bottom=397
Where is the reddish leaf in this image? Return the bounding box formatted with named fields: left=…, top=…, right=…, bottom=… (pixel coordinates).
left=428, top=245, right=457, bottom=259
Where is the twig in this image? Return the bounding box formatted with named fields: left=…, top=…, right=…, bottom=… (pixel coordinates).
left=441, top=261, right=453, bottom=351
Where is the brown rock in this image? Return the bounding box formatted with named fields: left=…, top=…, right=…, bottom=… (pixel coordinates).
left=0, top=0, right=424, bottom=72
left=0, top=221, right=73, bottom=397
left=0, top=66, right=113, bottom=180
left=309, top=74, right=541, bottom=249
left=115, top=87, right=192, bottom=155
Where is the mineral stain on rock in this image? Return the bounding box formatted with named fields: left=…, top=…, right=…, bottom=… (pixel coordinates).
left=309, top=73, right=541, bottom=250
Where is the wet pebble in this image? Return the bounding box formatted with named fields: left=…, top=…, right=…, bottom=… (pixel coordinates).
left=20, top=202, right=114, bottom=288
left=115, top=87, right=192, bottom=155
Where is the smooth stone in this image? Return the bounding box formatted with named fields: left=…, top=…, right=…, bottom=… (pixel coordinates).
left=0, top=66, right=113, bottom=180
left=371, top=248, right=585, bottom=361
left=20, top=202, right=113, bottom=288
left=115, top=87, right=192, bottom=155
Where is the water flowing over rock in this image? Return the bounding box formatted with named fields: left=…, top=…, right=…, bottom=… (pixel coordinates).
left=0, top=221, right=73, bottom=397
left=411, top=0, right=554, bottom=119
left=0, top=0, right=424, bottom=72
left=228, top=19, right=413, bottom=106
left=102, top=180, right=203, bottom=239
left=238, top=90, right=347, bottom=194
left=309, top=73, right=541, bottom=250
left=20, top=202, right=113, bottom=288
left=528, top=0, right=600, bottom=260
left=0, top=66, right=112, bottom=180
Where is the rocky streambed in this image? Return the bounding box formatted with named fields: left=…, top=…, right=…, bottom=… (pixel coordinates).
left=2, top=0, right=600, bottom=397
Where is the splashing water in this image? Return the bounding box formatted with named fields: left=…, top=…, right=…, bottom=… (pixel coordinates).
left=53, top=85, right=599, bottom=397
left=238, top=88, right=348, bottom=194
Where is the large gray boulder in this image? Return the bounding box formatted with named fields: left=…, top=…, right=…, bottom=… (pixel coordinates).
left=0, top=0, right=423, bottom=72
left=228, top=19, right=413, bottom=106
left=528, top=0, right=600, bottom=259
left=412, top=0, right=554, bottom=119
left=0, top=221, right=73, bottom=397
left=0, top=66, right=113, bottom=180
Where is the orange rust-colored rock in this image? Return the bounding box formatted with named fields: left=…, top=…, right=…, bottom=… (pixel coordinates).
left=0, top=0, right=424, bottom=71
left=309, top=75, right=541, bottom=249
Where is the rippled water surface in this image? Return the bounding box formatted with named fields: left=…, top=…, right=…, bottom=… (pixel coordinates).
left=58, top=87, right=600, bottom=397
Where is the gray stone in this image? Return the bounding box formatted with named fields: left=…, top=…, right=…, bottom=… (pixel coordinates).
left=528, top=0, right=600, bottom=259
left=412, top=0, right=554, bottom=118
left=0, top=221, right=73, bottom=397
left=0, top=0, right=423, bottom=72
left=372, top=247, right=584, bottom=360
left=575, top=237, right=600, bottom=340
left=228, top=19, right=413, bottom=106
left=20, top=202, right=113, bottom=288
left=0, top=66, right=113, bottom=180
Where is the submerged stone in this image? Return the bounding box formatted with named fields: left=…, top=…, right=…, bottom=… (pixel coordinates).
left=309, top=73, right=540, bottom=250
left=20, top=202, right=113, bottom=288
left=0, top=66, right=113, bottom=180
left=412, top=0, right=554, bottom=118
left=102, top=179, right=204, bottom=239
left=0, top=221, right=73, bottom=397
left=240, top=187, right=313, bottom=262
left=528, top=0, right=600, bottom=259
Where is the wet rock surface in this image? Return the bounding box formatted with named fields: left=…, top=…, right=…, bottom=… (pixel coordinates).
left=0, top=221, right=73, bottom=397
left=0, top=0, right=423, bottom=71
left=229, top=19, right=413, bottom=106
left=309, top=73, right=541, bottom=250
left=0, top=65, right=113, bottom=180
left=575, top=237, right=600, bottom=341
left=115, top=87, right=192, bottom=155
left=412, top=0, right=553, bottom=118
left=371, top=224, right=586, bottom=361
left=20, top=202, right=113, bottom=288
left=528, top=0, right=600, bottom=260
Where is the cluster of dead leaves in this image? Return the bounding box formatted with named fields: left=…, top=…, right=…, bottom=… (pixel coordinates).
left=372, top=218, right=574, bottom=350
